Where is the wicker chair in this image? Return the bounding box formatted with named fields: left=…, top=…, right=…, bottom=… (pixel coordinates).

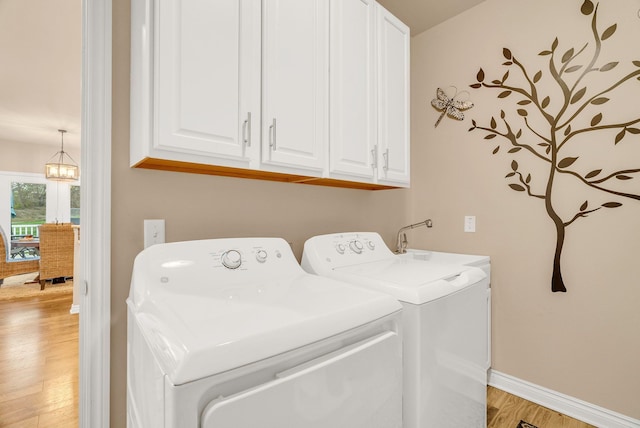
left=0, top=226, right=40, bottom=286
left=38, top=223, right=75, bottom=290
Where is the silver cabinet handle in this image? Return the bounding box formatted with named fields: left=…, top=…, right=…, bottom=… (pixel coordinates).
left=370, top=147, right=378, bottom=169
left=269, top=118, right=277, bottom=151
left=242, top=112, right=252, bottom=147
left=383, top=148, right=389, bottom=172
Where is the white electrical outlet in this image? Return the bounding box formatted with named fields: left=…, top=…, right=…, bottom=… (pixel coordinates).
left=144, top=219, right=165, bottom=248
left=464, top=216, right=476, bottom=233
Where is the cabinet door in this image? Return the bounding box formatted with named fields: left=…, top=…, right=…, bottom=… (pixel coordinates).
left=375, top=4, right=410, bottom=186
left=154, top=0, right=260, bottom=164
left=329, top=0, right=377, bottom=181
left=262, top=0, right=328, bottom=175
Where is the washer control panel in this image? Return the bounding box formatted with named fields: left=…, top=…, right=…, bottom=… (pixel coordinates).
left=302, top=232, right=395, bottom=273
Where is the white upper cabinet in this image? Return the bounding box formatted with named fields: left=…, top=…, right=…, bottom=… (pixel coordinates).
left=375, top=4, right=410, bottom=186
left=130, top=0, right=261, bottom=168
left=329, top=0, right=377, bottom=181
left=261, top=0, right=328, bottom=175
left=130, top=0, right=408, bottom=189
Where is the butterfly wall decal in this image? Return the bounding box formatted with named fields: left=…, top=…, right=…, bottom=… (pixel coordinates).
left=431, top=87, right=474, bottom=127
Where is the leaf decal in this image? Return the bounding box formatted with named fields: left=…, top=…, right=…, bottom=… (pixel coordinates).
left=615, top=129, right=626, bottom=144
left=492, top=80, right=502, bottom=85
left=585, top=169, right=601, bottom=179
left=564, top=125, right=572, bottom=136
left=565, top=65, right=582, bottom=73
left=526, top=174, right=531, bottom=184
left=571, top=87, right=587, bottom=104
left=601, top=24, right=617, bottom=40
left=502, top=70, right=510, bottom=83
left=503, top=48, right=512, bottom=60
left=500, top=110, right=506, bottom=119
left=591, top=97, right=609, bottom=105
left=498, top=90, right=512, bottom=98
left=516, top=129, right=522, bottom=138
left=616, top=175, right=632, bottom=180
left=552, top=38, right=559, bottom=50
left=505, top=172, right=516, bottom=178
left=599, top=62, right=619, bottom=72
left=470, top=83, right=482, bottom=89
left=509, top=184, right=526, bottom=192
left=558, top=157, right=578, bottom=168
left=591, top=113, right=603, bottom=126
left=492, top=146, right=500, bottom=154
left=580, top=201, right=588, bottom=211
left=533, top=71, right=542, bottom=83
left=517, top=109, right=528, bottom=117
left=477, top=68, right=485, bottom=82
left=634, top=60, right=640, bottom=67
left=581, top=0, right=594, bottom=15
left=627, top=128, right=640, bottom=134
left=541, top=96, right=550, bottom=108
left=503, top=61, right=513, bottom=66
left=562, top=48, right=575, bottom=63
left=511, top=160, right=518, bottom=171
left=485, top=134, right=497, bottom=139
left=508, top=147, right=522, bottom=153
left=491, top=117, right=497, bottom=129
left=602, top=202, right=622, bottom=208
left=518, top=100, right=532, bottom=105
left=539, top=50, right=552, bottom=56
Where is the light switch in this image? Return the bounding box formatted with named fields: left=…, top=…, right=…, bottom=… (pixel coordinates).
left=144, top=219, right=165, bottom=248
left=464, top=216, right=476, bottom=233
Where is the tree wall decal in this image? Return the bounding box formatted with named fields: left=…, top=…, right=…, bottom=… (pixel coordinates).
left=468, top=0, right=640, bottom=292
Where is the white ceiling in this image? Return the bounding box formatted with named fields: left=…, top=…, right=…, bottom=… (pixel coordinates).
left=0, top=0, right=483, bottom=151
left=377, top=0, right=485, bottom=35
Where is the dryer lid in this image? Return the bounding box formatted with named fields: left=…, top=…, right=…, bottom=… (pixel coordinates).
left=334, top=258, right=487, bottom=305
left=128, top=238, right=401, bottom=385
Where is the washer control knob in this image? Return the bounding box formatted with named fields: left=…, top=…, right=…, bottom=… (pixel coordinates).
left=256, top=250, right=268, bottom=263
left=366, top=240, right=375, bottom=250
left=336, top=243, right=346, bottom=254
left=221, top=250, right=242, bottom=269
left=349, top=240, right=364, bottom=254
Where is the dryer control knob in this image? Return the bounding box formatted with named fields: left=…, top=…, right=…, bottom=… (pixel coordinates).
left=256, top=250, right=268, bottom=263
left=349, top=240, right=364, bottom=254
left=336, top=243, right=346, bottom=254
left=366, top=240, right=375, bottom=250
left=221, top=250, right=242, bottom=269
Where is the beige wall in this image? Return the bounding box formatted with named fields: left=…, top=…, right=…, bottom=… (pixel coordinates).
left=111, top=0, right=410, bottom=425
left=0, top=139, right=80, bottom=175
left=410, top=0, right=640, bottom=419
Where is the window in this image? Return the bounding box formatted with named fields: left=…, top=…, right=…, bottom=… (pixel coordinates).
left=11, top=182, right=46, bottom=239
left=70, top=185, right=80, bottom=225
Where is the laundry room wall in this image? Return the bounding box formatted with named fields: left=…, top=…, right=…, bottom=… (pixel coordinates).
left=409, top=0, right=640, bottom=420
left=110, top=1, right=411, bottom=425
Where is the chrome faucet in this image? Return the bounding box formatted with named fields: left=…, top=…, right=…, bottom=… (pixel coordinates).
left=395, top=219, right=433, bottom=254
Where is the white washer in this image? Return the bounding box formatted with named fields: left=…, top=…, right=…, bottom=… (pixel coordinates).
left=127, top=237, right=403, bottom=428
left=302, top=232, right=491, bottom=428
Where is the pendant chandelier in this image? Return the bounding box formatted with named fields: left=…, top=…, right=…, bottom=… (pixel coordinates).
left=45, top=129, right=79, bottom=181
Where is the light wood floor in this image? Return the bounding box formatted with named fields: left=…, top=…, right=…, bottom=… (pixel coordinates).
left=487, top=385, right=597, bottom=428
left=0, top=292, right=78, bottom=428
left=0, top=291, right=597, bottom=428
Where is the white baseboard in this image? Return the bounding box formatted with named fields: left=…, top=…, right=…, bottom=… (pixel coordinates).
left=489, top=370, right=640, bottom=428
left=70, top=304, right=79, bottom=315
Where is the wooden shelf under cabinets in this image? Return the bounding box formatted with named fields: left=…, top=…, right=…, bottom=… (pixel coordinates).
left=133, top=157, right=400, bottom=191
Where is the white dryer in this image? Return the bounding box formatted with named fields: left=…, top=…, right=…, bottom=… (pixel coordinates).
left=302, top=232, right=491, bottom=428
left=127, top=237, right=403, bottom=428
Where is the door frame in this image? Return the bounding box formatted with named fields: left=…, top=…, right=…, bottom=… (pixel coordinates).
left=79, top=0, right=112, bottom=426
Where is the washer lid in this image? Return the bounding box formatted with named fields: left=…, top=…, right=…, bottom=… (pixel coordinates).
left=334, top=257, right=487, bottom=304
left=128, top=272, right=401, bottom=385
